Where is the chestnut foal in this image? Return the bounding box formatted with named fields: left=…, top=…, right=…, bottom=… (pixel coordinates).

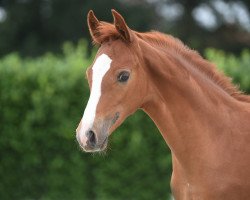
left=76, top=10, right=250, bottom=200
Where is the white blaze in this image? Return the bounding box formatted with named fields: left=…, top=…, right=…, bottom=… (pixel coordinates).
left=78, top=54, right=112, bottom=146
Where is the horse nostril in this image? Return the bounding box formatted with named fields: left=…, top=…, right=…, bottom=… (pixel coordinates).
left=86, top=130, right=96, bottom=147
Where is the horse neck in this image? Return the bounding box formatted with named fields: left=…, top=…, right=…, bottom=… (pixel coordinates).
left=138, top=39, right=241, bottom=166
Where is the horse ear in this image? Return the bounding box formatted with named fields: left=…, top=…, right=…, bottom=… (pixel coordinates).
left=111, top=9, right=133, bottom=43
left=87, top=10, right=101, bottom=44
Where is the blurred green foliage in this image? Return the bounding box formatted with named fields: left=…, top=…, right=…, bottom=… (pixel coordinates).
left=0, top=41, right=249, bottom=200
left=0, top=41, right=172, bottom=200
left=1, top=0, right=249, bottom=57
left=206, top=49, right=250, bottom=94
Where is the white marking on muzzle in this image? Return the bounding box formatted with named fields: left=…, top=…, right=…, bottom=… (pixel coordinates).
left=77, top=54, right=112, bottom=146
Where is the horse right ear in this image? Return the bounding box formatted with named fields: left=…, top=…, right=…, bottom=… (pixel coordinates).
left=87, top=10, right=101, bottom=44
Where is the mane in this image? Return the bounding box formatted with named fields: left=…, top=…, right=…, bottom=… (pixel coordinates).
left=135, top=31, right=250, bottom=103
left=93, top=22, right=250, bottom=103
left=92, top=22, right=121, bottom=44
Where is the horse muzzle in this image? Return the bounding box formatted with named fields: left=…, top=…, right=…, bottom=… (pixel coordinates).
left=76, top=112, right=120, bottom=152
left=76, top=125, right=108, bottom=152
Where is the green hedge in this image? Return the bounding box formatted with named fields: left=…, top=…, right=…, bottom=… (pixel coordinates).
left=0, top=42, right=249, bottom=200
left=0, top=41, right=171, bottom=200
left=205, top=49, right=250, bottom=94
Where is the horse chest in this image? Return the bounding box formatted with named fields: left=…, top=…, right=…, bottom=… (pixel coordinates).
left=171, top=169, right=250, bottom=200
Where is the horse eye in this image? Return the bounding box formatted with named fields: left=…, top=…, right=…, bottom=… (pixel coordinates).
left=117, top=71, right=130, bottom=83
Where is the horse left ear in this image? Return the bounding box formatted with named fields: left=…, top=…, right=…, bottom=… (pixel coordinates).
left=111, top=9, right=133, bottom=43
left=87, top=10, right=102, bottom=44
